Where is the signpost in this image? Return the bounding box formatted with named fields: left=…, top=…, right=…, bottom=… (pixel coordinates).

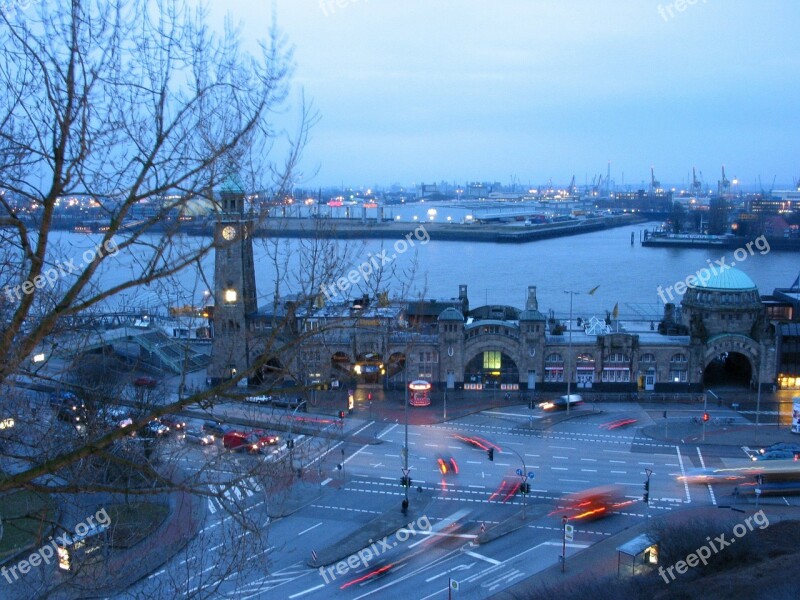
left=564, top=523, right=574, bottom=542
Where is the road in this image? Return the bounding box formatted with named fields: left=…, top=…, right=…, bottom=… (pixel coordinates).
left=122, top=400, right=771, bottom=599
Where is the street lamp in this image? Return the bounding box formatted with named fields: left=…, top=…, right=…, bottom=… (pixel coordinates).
left=288, top=400, right=307, bottom=477
left=403, top=356, right=410, bottom=512
left=563, top=291, right=580, bottom=416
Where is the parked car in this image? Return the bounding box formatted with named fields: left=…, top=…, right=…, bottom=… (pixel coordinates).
left=202, top=420, right=228, bottom=437
left=160, top=415, right=186, bottom=431
left=52, top=393, right=87, bottom=424
left=270, top=396, right=307, bottom=412
left=184, top=428, right=215, bottom=445
left=244, top=395, right=273, bottom=405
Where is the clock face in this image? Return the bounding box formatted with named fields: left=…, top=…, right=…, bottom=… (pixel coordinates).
left=222, top=225, right=237, bottom=241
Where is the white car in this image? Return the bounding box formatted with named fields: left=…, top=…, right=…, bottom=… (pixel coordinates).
left=244, top=395, right=273, bottom=405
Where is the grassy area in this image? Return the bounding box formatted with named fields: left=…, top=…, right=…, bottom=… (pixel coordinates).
left=107, top=502, right=169, bottom=549
left=0, top=490, right=57, bottom=563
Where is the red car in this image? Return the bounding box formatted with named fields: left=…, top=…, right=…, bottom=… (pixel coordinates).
left=223, top=431, right=280, bottom=453
left=133, top=376, right=159, bottom=388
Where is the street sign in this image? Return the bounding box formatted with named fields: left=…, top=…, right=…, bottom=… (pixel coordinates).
left=311, top=549, right=318, bottom=562
left=754, top=488, right=762, bottom=496
left=565, top=524, right=574, bottom=542
left=480, top=522, right=486, bottom=533
left=450, top=579, right=459, bottom=590
left=402, top=468, right=410, bottom=476
left=528, top=472, right=535, bottom=479
left=516, top=468, right=523, bottom=476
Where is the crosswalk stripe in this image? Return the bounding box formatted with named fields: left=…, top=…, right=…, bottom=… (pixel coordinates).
left=207, top=498, right=217, bottom=514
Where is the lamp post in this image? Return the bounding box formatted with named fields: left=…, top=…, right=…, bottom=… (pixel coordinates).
left=403, top=356, right=410, bottom=512
left=564, top=291, right=579, bottom=416
left=288, top=400, right=307, bottom=477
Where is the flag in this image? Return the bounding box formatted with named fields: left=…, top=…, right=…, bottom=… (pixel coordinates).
left=587, top=285, right=600, bottom=296
left=612, top=302, right=619, bottom=319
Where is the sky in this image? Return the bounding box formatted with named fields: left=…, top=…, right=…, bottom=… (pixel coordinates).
left=206, top=1, right=800, bottom=189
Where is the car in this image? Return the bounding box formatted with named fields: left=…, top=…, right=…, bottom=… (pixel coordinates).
left=159, top=415, right=186, bottom=431
left=751, top=450, right=799, bottom=461
left=538, top=394, right=584, bottom=411
left=223, top=430, right=280, bottom=453
left=270, top=396, right=307, bottom=412
left=244, top=395, right=273, bottom=405
left=140, top=420, right=170, bottom=438
left=436, top=456, right=459, bottom=476
left=202, top=421, right=228, bottom=437
left=96, top=406, right=132, bottom=428
left=184, top=428, right=215, bottom=445
left=133, top=376, right=159, bottom=388
left=758, top=443, right=800, bottom=455
left=54, top=395, right=87, bottom=424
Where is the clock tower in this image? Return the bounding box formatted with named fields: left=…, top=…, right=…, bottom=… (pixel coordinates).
left=208, top=174, right=258, bottom=385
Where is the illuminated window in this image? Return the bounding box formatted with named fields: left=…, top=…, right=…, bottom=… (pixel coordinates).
left=224, top=288, right=237, bottom=303
left=483, top=351, right=501, bottom=370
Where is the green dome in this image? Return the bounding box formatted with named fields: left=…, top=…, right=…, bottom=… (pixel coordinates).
left=695, top=267, right=756, bottom=291
left=438, top=307, right=464, bottom=321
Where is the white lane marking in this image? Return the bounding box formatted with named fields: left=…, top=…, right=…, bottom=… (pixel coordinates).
left=321, top=478, right=332, bottom=486
left=696, top=447, right=716, bottom=506
left=298, top=522, right=322, bottom=536
left=207, top=499, right=217, bottom=514
left=552, top=456, right=569, bottom=459
left=676, top=446, right=691, bottom=503
left=465, top=550, right=501, bottom=565
left=288, top=584, right=325, bottom=598
left=377, top=423, right=399, bottom=439
left=610, top=470, right=627, bottom=474
left=580, top=458, right=597, bottom=462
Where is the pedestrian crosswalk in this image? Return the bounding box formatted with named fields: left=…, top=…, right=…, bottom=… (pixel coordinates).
left=207, top=477, right=263, bottom=513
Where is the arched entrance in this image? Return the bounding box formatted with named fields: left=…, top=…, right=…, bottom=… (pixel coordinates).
left=250, top=356, right=285, bottom=386
left=703, top=352, right=753, bottom=388
left=355, top=353, right=385, bottom=384
left=464, top=350, right=519, bottom=389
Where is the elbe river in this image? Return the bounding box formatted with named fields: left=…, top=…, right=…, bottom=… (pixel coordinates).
left=52, top=221, right=793, bottom=321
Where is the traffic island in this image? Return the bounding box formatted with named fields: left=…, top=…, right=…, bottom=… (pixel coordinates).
left=307, top=491, right=434, bottom=569
left=476, top=502, right=553, bottom=545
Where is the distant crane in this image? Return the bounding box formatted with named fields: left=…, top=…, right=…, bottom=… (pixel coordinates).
left=568, top=175, right=576, bottom=196
left=692, top=167, right=702, bottom=195
left=718, top=165, right=731, bottom=196
left=650, top=166, right=661, bottom=193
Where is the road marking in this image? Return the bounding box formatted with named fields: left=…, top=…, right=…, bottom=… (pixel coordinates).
left=696, top=447, right=716, bottom=506
left=552, top=456, right=569, bottom=459
left=298, top=522, right=322, bottom=536
left=560, top=478, right=589, bottom=483
left=321, top=478, right=332, bottom=486
left=288, top=584, right=325, bottom=598
left=377, top=423, right=399, bottom=439
left=550, top=446, right=576, bottom=450
left=580, top=458, right=597, bottom=462
left=610, top=470, right=627, bottom=474
left=551, top=467, right=568, bottom=471
left=580, top=469, right=597, bottom=473
left=676, top=446, right=691, bottom=503
left=610, top=460, right=626, bottom=464
left=485, top=411, right=534, bottom=418
left=495, top=462, right=510, bottom=466
left=465, top=551, right=501, bottom=565
left=207, top=499, right=217, bottom=514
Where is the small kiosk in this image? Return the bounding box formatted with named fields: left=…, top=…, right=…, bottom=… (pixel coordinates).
left=408, top=380, right=432, bottom=407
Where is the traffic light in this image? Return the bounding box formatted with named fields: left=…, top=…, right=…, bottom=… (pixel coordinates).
left=400, top=476, right=412, bottom=487
left=702, top=412, right=710, bottom=423
left=287, top=438, right=294, bottom=449
left=521, top=482, right=531, bottom=494
left=339, top=410, right=345, bottom=419
left=487, top=448, right=494, bottom=461
left=643, top=479, right=650, bottom=503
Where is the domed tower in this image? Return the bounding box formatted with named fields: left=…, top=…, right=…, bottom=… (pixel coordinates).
left=438, top=307, right=465, bottom=389
left=681, top=268, right=761, bottom=339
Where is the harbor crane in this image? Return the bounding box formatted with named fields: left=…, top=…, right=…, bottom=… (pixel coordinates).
left=650, top=166, right=661, bottom=193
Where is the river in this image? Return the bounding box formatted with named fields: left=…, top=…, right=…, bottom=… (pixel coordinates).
left=50, top=220, right=793, bottom=320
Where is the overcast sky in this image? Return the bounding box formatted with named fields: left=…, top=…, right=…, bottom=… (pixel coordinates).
left=208, top=1, right=800, bottom=189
